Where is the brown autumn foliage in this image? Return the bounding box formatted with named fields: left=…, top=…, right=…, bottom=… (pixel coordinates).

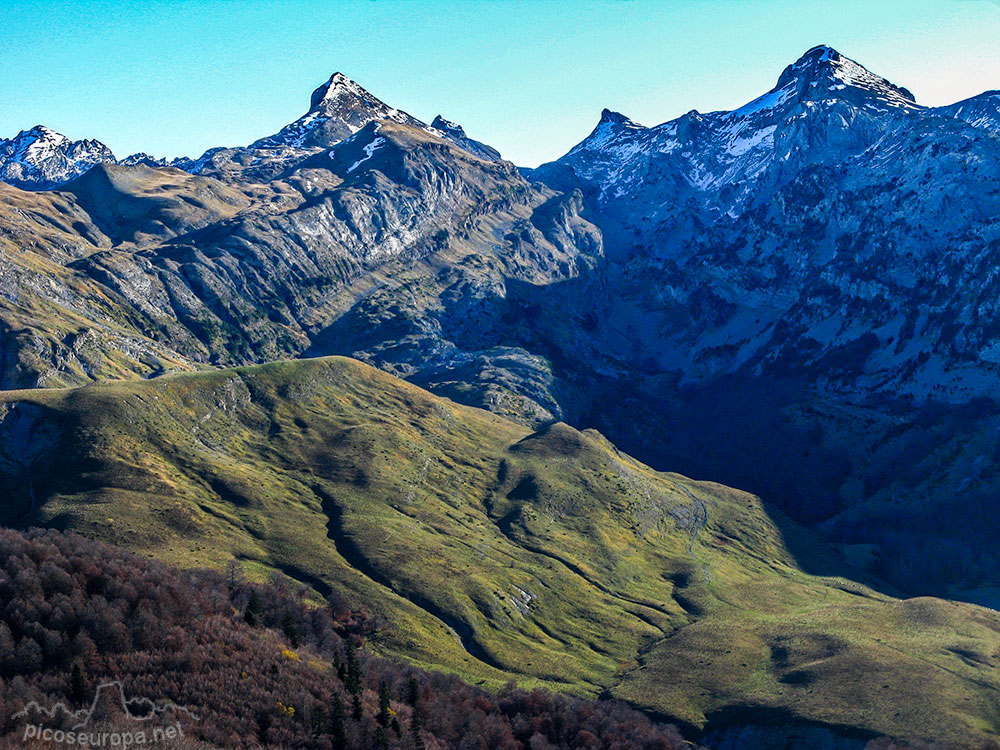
left=0, top=528, right=690, bottom=749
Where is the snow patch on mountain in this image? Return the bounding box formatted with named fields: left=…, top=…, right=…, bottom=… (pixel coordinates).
left=726, top=124, right=777, bottom=156
left=731, top=85, right=796, bottom=118
left=938, top=91, right=1000, bottom=133
left=345, top=128, right=386, bottom=173
left=271, top=110, right=332, bottom=148
left=0, top=126, right=116, bottom=189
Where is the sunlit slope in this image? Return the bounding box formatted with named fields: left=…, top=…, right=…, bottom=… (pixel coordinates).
left=1, top=356, right=998, bottom=745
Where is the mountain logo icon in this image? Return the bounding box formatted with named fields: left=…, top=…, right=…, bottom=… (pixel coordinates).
left=12, top=681, right=199, bottom=730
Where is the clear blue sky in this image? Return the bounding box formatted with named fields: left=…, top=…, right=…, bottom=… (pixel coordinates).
left=3, top=0, right=999, bottom=167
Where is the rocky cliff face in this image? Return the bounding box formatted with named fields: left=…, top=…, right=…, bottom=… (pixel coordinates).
left=0, top=106, right=599, bottom=424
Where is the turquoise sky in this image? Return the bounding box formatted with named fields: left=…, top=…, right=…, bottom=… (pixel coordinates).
left=3, top=0, right=999, bottom=166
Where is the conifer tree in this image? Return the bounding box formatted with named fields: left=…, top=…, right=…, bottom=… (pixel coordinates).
left=352, top=693, right=363, bottom=721
left=330, top=693, right=346, bottom=748
left=409, top=678, right=425, bottom=750
left=70, top=663, right=88, bottom=705
left=345, top=643, right=364, bottom=722
left=281, top=611, right=301, bottom=648
left=345, top=642, right=362, bottom=696
left=377, top=680, right=391, bottom=728
left=244, top=589, right=261, bottom=626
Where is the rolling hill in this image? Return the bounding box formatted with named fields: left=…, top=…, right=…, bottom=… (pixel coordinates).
left=1, top=356, right=999, bottom=746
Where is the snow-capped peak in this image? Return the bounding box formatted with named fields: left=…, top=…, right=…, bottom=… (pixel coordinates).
left=309, top=72, right=373, bottom=110
left=560, top=108, right=651, bottom=177
left=0, top=125, right=116, bottom=190
left=774, top=45, right=918, bottom=110
left=17, top=125, right=70, bottom=149
left=568, top=109, right=646, bottom=153
left=306, top=71, right=421, bottom=127
left=252, top=72, right=424, bottom=149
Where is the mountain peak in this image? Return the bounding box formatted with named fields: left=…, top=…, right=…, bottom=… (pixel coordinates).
left=243, top=76, right=504, bottom=162
left=429, top=115, right=502, bottom=161
left=431, top=115, right=465, bottom=138
left=599, top=109, right=643, bottom=127
left=253, top=72, right=423, bottom=149
left=802, top=43, right=838, bottom=61
left=562, top=109, right=646, bottom=161
left=308, top=72, right=370, bottom=110
left=0, top=125, right=115, bottom=190
left=17, top=125, right=70, bottom=146
left=774, top=45, right=917, bottom=109
left=937, top=89, right=1000, bottom=133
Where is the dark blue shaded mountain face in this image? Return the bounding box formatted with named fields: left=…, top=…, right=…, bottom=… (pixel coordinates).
left=524, top=46, right=1000, bottom=597
left=536, top=45, right=1000, bottom=408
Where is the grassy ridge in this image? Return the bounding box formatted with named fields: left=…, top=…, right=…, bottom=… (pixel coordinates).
left=1, top=356, right=999, bottom=745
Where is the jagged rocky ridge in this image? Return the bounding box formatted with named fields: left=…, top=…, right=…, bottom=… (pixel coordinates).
left=0, top=126, right=116, bottom=190
left=0, top=73, right=501, bottom=189
left=178, top=74, right=503, bottom=183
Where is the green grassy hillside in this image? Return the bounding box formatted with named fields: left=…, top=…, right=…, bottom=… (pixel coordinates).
left=1, top=356, right=998, bottom=746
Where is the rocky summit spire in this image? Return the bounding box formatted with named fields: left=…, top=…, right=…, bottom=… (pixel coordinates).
left=773, top=45, right=917, bottom=109
left=430, top=115, right=466, bottom=138
left=308, top=72, right=363, bottom=110
left=598, top=108, right=643, bottom=128
left=252, top=72, right=424, bottom=149
left=429, top=115, right=502, bottom=161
